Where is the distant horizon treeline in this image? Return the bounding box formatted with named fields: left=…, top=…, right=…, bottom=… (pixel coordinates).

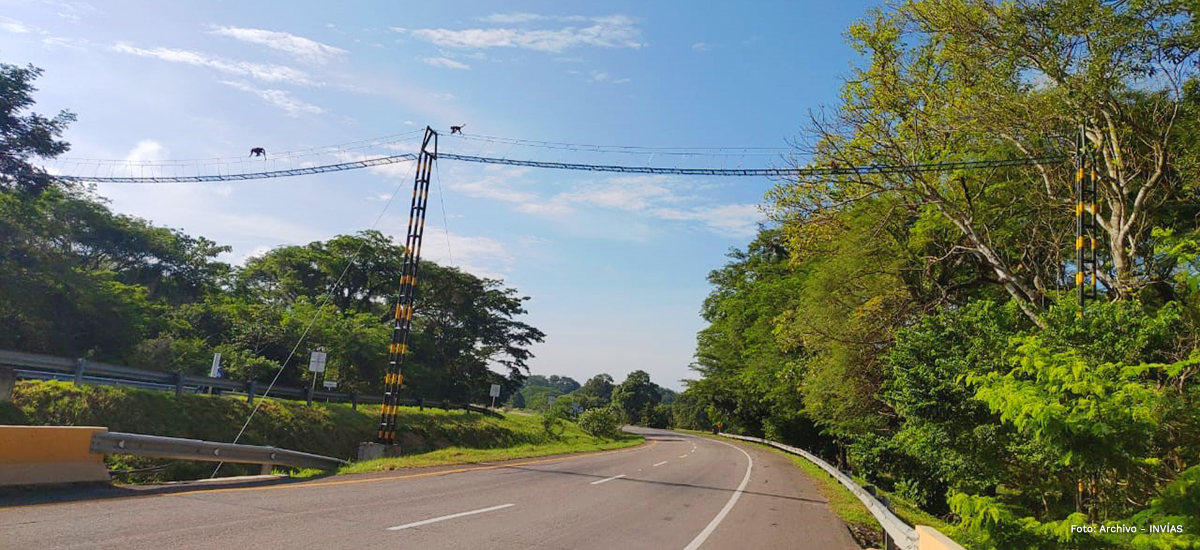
left=508, top=372, right=678, bottom=428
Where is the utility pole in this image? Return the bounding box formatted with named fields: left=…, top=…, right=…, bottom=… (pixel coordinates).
left=376, top=126, right=437, bottom=445
left=1076, top=124, right=1100, bottom=317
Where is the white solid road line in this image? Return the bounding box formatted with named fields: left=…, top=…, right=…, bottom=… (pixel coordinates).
left=590, top=474, right=627, bottom=485
left=679, top=454, right=688, bottom=459
left=387, top=504, right=515, bottom=531
left=653, top=461, right=668, bottom=467
left=682, top=438, right=754, bottom=550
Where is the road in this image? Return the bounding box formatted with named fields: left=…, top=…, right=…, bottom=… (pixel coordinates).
left=0, top=428, right=859, bottom=549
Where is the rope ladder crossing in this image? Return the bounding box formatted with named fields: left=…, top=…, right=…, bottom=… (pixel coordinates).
left=41, top=128, right=1096, bottom=442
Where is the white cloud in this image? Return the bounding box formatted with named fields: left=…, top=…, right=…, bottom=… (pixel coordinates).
left=652, top=204, right=763, bottom=236
left=404, top=120, right=415, bottom=126
left=613, top=78, right=630, bottom=84
left=110, top=43, right=314, bottom=85
left=423, top=57, right=470, bottom=70
left=388, top=26, right=407, bottom=34
left=51, top=2, right=97, bottom=23
left=418, top=232, right=515, bottom=279
left=411, top=14, right=644, bottom=52
left=210, top=26, right=347, bottom=64
left=587, top=70, right=609, bottom=82
left=516, top=201, right=576, bottom=217
left=41, top=35, right=89, bottom=50
left=692, top=42, right=709, bottom=52
left=220, top=81, right=325, bottom=116
left=558, top=176, right=675, bottom=211
left=1, top=19, right=33, bottom=33
left=125, top=140, right=169, bottom=163
left=479, top=13, right=589, bottom=24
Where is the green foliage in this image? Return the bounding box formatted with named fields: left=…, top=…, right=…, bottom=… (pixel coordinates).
left=611, top=370, right=662, bottom=425
left=576, top=373, right=615, bottom=404
left=0, top=63, right=75, bottom=194
left=577, top=406, right=622, bottom=439
left=10, top=380, right=638, bottom=482
left=523, top=374, right=581, bottom=394
left=540, top=405, right=566, bottom=439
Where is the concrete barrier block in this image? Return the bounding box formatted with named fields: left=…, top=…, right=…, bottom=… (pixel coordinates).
left=0, top=426, right=110, bottom=486
left=916, top=525, right=966, bottom=550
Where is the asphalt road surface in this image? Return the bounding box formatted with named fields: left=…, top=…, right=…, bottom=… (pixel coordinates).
left=0, top=428, right=859, bottom=549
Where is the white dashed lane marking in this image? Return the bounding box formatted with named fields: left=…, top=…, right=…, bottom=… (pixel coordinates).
left=590, top=474, right=626, bottom=485
left=387, top=504, right=514, bottom=531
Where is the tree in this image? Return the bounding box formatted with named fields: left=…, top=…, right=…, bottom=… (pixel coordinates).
left=577, top=373, right=615, bottom=404
left=523, top=374, right=581, bottom=394
left=771, top=0, right=1200, bottom=323
left=238, top=231, right=400, bottom=314
left=611, top=370, right=662, bottom=425
left=0, top=63, right=75, bottom=195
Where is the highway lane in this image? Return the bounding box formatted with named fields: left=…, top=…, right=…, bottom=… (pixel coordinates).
left=0, top=428, right=859, bottom=549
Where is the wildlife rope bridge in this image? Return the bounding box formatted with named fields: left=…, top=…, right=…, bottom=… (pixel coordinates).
left=43, top=126, right=1076, bottom=445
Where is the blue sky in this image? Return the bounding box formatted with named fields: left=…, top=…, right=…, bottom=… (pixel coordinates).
left=1, top=0, right=877, bottom=390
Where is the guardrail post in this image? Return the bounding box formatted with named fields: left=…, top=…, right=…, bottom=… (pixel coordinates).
left=0, top=366, right=15, bottom=403
left=879, top=494, right=898, bottom=550
left=174, top=372, right=184, bottom=398
left=246, top=380, right=256, bottom=404
left=306, top=384, right=314, bottom=406
left=350, top=392, right=358, bottom=411
left=73, top=358, right=86, bottom=386
left=418, top=397, right=423, bottom=411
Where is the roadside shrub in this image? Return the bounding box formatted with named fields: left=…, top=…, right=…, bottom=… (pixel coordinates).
left=578, top=406, right=621, bottom=439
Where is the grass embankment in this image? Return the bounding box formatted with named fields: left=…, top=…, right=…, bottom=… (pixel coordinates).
left=687, top=431, right=958, bottom=549
left=1, top=380, right=641, bottom=482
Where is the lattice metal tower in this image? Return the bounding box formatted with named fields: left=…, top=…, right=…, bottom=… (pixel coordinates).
left=1076, top=125, right=1100, bottom=316
left=377, top=127, right=437, bottom=444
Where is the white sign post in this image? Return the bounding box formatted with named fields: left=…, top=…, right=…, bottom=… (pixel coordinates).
left=307, top=350, right=327, bottom=405
left=489, top=384, right=501, bottom=408
left=307, top=351, right=327, bottom=373
left=207, top=353, right=222, bottom=394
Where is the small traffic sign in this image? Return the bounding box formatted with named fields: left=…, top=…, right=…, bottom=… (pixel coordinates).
left=308, top=351, right=327, bottom=373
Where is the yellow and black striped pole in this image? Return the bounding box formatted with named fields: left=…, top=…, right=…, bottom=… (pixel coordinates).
left=377, top=127, right=437, bottom=444
left=1075, top=124, right=1101, bottom=317
left=1076, top=125, right=1086, bottom=317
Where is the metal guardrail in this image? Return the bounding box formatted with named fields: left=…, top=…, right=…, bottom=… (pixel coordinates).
left=719, top=432, right=920, bottom=550
left=0, top=349, right=496, bottom=415
left=90, top=432, right=347, bottom=471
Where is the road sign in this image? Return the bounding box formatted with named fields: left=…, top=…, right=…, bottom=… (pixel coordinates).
left=547, top=396, right=557, bottom=406
left=308, top=351, right=327, bottom=373
left=489, top=384, right=501, bottom=397
left=323, top=380, right=338, bottom=389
